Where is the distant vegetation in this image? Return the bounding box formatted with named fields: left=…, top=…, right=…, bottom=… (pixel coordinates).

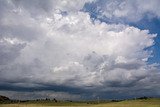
left=0, top=95, right=160, bottom=107
left=0, top=95, right=10, bottom=102
left=0, top=95, right=11, bottom=104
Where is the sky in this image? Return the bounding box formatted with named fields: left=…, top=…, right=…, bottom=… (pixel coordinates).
left=0, top=0, right=160, bottom=100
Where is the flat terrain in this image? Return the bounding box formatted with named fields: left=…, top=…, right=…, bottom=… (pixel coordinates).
left=0, top=98, right=160, bottom=107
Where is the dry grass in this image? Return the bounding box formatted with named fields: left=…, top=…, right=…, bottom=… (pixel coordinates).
left=0, top=98, right=160, bottom=107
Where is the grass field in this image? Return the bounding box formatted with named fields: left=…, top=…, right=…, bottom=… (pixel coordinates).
left=0, top=98, right=160, bottom=107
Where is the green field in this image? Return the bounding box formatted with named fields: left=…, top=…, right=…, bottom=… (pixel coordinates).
left=1, top=98, right=160, bottom=107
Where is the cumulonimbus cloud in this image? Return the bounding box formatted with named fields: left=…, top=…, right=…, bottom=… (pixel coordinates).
left=0, top=0, right=160, bottom=99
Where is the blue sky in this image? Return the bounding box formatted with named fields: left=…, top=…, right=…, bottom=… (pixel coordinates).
left=0, top=0, right=160, bottom=100
left=133, top=18, right=160, bottom=64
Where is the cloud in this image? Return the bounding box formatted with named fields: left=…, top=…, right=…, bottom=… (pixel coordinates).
left=85, top=0, right=160, bottom=22
left=0, top=0, right=160, bottom=99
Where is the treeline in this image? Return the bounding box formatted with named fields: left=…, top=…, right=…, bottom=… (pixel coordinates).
left=0, top=95, right=11, bottom=104
left=134, top=96, right=152, bottom=100
left=0, top=95, right=156, bottom=104
left=0, top=95, right=59, bottom=104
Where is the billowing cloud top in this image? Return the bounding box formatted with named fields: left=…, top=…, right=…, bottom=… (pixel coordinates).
left=0, top=0, right=160, bottom=100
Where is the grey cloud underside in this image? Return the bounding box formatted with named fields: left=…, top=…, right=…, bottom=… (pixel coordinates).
left=0, top=0, right=160, bottom=99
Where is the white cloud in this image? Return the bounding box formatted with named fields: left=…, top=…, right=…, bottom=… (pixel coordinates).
left=92, top=0, right=160, bottom=22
